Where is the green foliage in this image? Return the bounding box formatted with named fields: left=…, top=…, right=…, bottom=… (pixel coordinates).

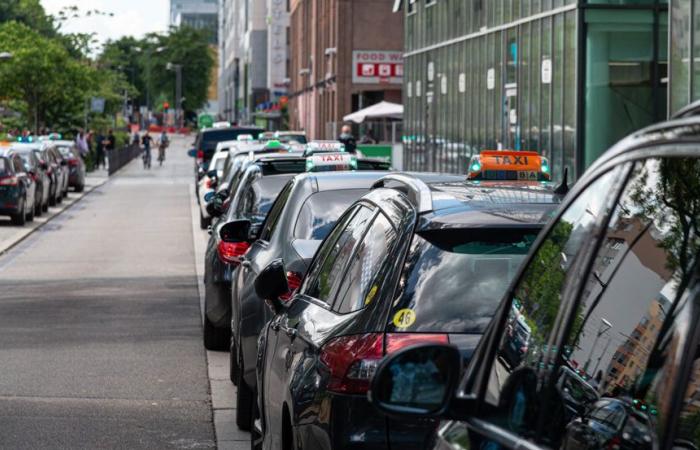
left=0, top=0, right=55, bottom=37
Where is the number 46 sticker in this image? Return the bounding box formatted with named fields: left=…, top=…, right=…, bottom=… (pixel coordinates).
left=393, top=308, right=417, bottom=328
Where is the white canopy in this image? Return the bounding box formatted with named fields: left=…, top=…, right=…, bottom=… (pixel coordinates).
left=343, top=101, right=403, bottom=124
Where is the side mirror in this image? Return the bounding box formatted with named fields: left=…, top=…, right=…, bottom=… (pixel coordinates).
left=254, top=259, right=289, bottom=309
left=203, top=191, right=215, bottom=203
left=188, top=149, right=197, bottom=158
left=206, top=169, right=217, bottom=178
left=219, top=219, right=252, bottom=243
left=206, top=197, right=225, bottom=217
left=369, top=344, right=462, bottom=418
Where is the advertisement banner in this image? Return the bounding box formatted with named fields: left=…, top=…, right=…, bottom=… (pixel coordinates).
left=352, top=51, right=403, bottom=85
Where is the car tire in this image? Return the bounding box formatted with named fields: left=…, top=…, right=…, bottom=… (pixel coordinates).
left=230, top=339, right=239, bottom=384
left=35, top=195, right=42, bottom=217
left=200, top=211, right=211, bottom=230
left=42, top=200, right=48, bottom=212
left=11, top=199, right=26, bottom=226
left=236, top=351, right=254, bottom=431
left=203, top=313, right=230, bottom=351
left=250, top=396, right=262, bottom=450
left=49, top=187, right=57, bottom=207
left=56, top=191, right=63, bottom=204
left=27, top=201, right=35, bottom=222
left=75, top=183, right=84, bottom=193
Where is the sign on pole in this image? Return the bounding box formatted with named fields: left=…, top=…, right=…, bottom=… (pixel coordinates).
left=90, top=97, right=105, bottom=113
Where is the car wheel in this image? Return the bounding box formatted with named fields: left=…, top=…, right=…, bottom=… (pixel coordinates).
left=49, top=187, right=57, bottom=206
left=250, top=396, right=262, bottom=450
left=200, top=211, right=211, bottom=230
left=35, top=195, right=42, bottom=217
left=75, top=184, right=84, bottom=193
left=236, top=351, right=254, bottom=431
left=42, top=200, right=48, bottom=212
left=203, top=313, right=230, bottom=351
left=56, top=191, right=63, bottom=204
left=11, top=199, right=26, bottom=226
left=230, top=339, right=239, bottom=384
left=27, top=200, right=35, bottom=222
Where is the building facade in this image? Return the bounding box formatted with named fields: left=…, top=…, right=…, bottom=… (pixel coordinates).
left=669, top=0, right=700, bottom=114
left=398, top=0, right=669, bottom=180
left=218, top=0, right=291, bottom=124
left=170, top=0, right=219, bottom=44
left=289, top=0, right=403, bottom=139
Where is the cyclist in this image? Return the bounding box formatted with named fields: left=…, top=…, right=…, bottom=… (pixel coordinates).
left=157, top=131, right=169, bottom=166
left=141, top=131, right=154, bottom=169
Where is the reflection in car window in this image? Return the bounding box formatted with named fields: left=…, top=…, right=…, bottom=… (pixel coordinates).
left=388, top=229, right=538, bottom=334
left=481, top=166, right=623, bottom=445
left=259, top=181, right=293, bottom=241
left=294, top=190, right=367, bottom=240
left=334, top=213, right=396, bottom=314
left=557, top=157, right=700, bottom=449
left=303, top=206, right=374, bottom=303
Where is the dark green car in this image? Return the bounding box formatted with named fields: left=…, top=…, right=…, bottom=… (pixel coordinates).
left=0, top=148, right=37, bottom=225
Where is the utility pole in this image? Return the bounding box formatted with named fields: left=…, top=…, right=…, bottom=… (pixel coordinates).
left=167, top=62, right=183, bottom=129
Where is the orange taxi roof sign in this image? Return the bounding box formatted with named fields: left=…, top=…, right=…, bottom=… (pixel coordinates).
left=479, top=150, right=542, bottom=172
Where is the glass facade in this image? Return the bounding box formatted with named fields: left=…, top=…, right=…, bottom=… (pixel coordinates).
left=669, top=0, right=700, bottom=115
left=402, top=0, right=668, bottom=181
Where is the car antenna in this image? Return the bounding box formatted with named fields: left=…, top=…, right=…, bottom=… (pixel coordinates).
left=554, top=167, right=569, bottom=196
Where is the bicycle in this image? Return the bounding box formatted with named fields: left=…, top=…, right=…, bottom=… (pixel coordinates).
left=143, top=148, right=152, bottom=169
left=158, top=143, right=167, bottom=166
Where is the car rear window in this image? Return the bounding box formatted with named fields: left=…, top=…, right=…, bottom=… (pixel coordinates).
left=201, top=129, right=262, bottom=152
left=387, top=228, right=539, bottom=334
left=0, top=158, right=9, bottom=176
left=237, top=175, right=294, bottom=226
left=294, top=189, right=367, bottom=240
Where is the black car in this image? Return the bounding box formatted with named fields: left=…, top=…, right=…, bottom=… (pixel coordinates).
left=192, top=126, right=263, bottom=185
left=0, top=148, right=37, bottom=225
left=368, top=115, right=700, bottom=450
left=203, top=153, right=308, bottom=351
left=12, top=143, right=50, bottom=216
left=54, top=141, right=85, bottom=192
left=252, top=170, right=561, bottom=449
left=229, top=170, right=392, bottom=431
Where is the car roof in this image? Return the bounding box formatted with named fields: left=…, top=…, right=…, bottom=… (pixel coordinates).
left=201, top=126, right=262, bottom=135
left=10, top=143, right=42, bottom=152
left=295, top=170, right=393, bottom=191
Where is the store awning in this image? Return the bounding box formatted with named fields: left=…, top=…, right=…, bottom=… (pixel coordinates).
left=343, top=101, right=403, bottom=124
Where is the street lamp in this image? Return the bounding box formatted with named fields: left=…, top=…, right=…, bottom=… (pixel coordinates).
left=167, top=62, right=183, bottom=129
left=583, top=318, right=613, bottom=375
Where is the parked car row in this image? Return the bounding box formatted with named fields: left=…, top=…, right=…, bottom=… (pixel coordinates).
left=0, top=138, right=85, bottom=226
left=193, top=109, right=700, bottom=450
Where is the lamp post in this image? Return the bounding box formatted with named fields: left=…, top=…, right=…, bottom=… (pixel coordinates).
left=583, top=318, right=612, bottom=375
left=167, top=62, right=183, bottom=129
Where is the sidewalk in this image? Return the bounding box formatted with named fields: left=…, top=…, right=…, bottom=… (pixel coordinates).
left=0, top=170, right=109, bottom=255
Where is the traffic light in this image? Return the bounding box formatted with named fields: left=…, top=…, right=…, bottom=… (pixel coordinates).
left=163, top=102, right=170, bottom=110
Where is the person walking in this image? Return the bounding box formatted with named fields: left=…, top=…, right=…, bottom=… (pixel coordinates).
left=141, top=131, right=154, bottom=169
left=338, top=124, right=358, bottom=154
left=104, top=129, right=116, bottom=172
left=95, top=130, right=106, bottom=170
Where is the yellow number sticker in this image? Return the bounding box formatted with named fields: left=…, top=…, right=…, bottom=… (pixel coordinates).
left=364, top=285, right=378, bottom=306
left=393, top=308, right=416, bottom=328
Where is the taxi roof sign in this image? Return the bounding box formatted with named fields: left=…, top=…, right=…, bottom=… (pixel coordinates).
left=304, top=140, right=345, bottom=156
left=237, top=134, right=254, bottom=142
left=306, top=152, right=357, bottom=172
left=467, top=150, right=550, bottom=181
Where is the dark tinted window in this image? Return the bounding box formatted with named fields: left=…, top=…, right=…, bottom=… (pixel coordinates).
left=334, top=213, right=396, bottom=314
left=303, top=206, right=374, bottom=303
left=387, top=228, right=538, bottom=334
left=201, top=129, right=261, bottom=151
left=294, top=189, right=368, bottom=240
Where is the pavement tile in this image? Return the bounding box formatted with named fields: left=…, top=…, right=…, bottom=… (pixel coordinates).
left=211, top=379, right=236, bottom=410
left=207, top=350, right=231, bottom=381
left=214, top=409, right=251, bottom=441
left=217, top=440, right=250, bottom=450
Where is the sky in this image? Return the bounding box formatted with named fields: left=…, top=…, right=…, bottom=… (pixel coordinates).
left=41, top=0, right=170, bottom=48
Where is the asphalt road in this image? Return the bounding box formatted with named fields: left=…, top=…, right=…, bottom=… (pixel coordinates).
left=0, top=138, right=215, bottom=449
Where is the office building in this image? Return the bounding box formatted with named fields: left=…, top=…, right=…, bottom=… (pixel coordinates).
left=170, top=0, right=218, bottom=44
left=396, top=0, right=669, bottom=180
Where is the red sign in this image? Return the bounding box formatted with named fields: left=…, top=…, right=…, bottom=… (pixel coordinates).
left=352, top=51, right=403, bottom=85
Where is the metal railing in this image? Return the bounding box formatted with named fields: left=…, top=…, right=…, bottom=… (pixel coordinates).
left=108, top=145, right=142, bottom=176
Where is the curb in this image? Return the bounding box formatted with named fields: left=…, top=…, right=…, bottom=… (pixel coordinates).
left=0, top=176, right=109, bottom=258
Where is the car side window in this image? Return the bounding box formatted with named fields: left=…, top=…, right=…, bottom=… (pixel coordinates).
left=333, top=212, right=396, bottom=314
left=480, top=166, right=625, bottom=444
left=546, top=156, right=700, bottom=449
left=13, top=156, right=23, bottom=173
left=259, top=180, right=293, bottom=242
left=301, top=206, right=375, bottom=304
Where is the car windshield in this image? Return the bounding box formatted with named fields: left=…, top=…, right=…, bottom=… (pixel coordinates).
left=294, top=189, right=367, bottom=240
left=387, top=228, right=539, bottom=334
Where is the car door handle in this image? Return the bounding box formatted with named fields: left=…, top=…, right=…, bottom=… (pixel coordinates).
left=241, top=260, right=252, bottom=269
left=282, top=326, right=297, bottom=339
left=270, top=322, right=280, bottom=332
left=207, top=226, right=213, bottom=235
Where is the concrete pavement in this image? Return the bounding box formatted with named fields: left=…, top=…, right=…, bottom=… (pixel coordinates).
left=0, top=136, right=215, bottom=448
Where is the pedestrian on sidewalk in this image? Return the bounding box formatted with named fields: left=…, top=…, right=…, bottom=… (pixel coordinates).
left=105, top=129, right=116, bottom=172
left=338, top=124, right=358, bottom=155
left=95, top=130, right=106, bottom=169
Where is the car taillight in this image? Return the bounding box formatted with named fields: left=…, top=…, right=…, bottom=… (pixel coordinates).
left=205, top=177, right=212, bottom=189
left=607, top=435, right=621, bottom=450
left=197, top=150, right=204, bottom=163
left=279, top=271, right=303, bottom=302
left=0, top=176, right=18, bottom=186
left=320, top=332, right=449, bottom=394
left=217, top=241, right=250, bottom=264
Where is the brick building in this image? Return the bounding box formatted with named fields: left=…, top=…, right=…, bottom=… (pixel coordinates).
left=289, top=0, right=403, bottom=139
